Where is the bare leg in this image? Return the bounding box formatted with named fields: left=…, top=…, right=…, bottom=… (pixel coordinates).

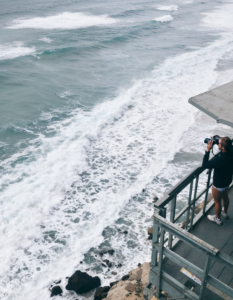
left=222, top=188, right=229, bottom=213
left=212, top=186, right=222, bottom=219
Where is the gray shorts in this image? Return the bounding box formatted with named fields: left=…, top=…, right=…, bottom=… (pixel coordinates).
left=213, top=185, right=228, bottom=192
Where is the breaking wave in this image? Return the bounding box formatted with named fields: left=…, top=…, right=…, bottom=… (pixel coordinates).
left=7, top=12, right=117, bottom=30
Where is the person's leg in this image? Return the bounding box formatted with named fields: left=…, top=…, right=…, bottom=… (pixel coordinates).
left=222, top=188, right=229, bottom=213
left=212, top=185, right=222, bottom=219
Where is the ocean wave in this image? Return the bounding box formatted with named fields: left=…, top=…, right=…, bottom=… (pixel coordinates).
left=7, top=12, right=117, bottom=30
left=154, top=15, right=173, bottom=22
left=39, top=37, right=52, bottom=43
left=156, top=5, right=179, bottom=11
left=0, top=42, right=35, bottom=60
left=202, top=4, right=233, bottom=30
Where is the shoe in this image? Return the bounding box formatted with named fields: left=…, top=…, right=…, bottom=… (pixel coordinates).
left=207, top=215, right=222, bottom=225
left=221, top=210, right=229, bottom=219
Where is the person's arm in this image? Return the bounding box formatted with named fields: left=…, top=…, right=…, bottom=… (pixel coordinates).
left=202, top=150, right=210, bottom=167
left=202, top=140, right=222, bottom=168
left=202, top=153, right=221, bottom=168
left=202, top=140, right=217, bottom=168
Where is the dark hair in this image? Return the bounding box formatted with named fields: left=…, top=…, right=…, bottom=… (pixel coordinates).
left=221, top=137, right=232, bottom=152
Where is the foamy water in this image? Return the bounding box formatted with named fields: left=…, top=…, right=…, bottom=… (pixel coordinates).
left=39, top=37, right=53, bottom=43
left=154, top=15, right=173, bottom=22
left=0, top=42, right=35, bottom=60
left=7, top=12, right=117, bottom=30
left=156, top=5, right=179, bottom=11
left=1, top=1, right=233, bottom=299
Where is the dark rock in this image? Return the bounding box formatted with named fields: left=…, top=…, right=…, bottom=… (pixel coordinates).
left=103, top=259, right=109, bottom=264
left=153, top=196, right=158, bottom=202
left=80, top=261, right=83, bottom=264
left=111, top=271, right=117, bottom=275
left=66, top=277, right=69, bottom=280
left=51, top=286, right=62, bottom=297
left=99, top=250, right=108, bottom=257
left=148, top=227, right=153, bottom=239
left=123, top=231, right=128, bottom=235
left=66, top=270, right=101, bottom=294
left=117, top=263, right=122, bottom=268
left=101, top=263, right=107, bottom=268
left=108, top=249, right=115, bottom=255
left=103, top=260, right=112, bottom=268
left=85, top=268, right=90, bottom=271
left=138, top=263, right=141, bottom=267
left=125, top=282, right=135, bottom=292
left=121, top=275, right=129, bottom=281
left=142, top=189, right=146, bottom=193
left=54, top=280, right=61, bottom=284
left=110, top=281, right=118, bottom=287
left=94, top=286, right=110, bottom=300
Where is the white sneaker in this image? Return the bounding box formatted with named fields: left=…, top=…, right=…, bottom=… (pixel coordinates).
left=207, top=215, right=222, bottom=225
left=221, top=210, right=229, bottom=219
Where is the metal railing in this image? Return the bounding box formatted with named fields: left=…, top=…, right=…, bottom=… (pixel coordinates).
left=145, top=156, right=233, bottom=300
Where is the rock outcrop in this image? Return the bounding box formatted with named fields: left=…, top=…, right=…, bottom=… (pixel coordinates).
left=94, top=286, right=110, bottom=300
left=66, top=270, right=101, bottom=294
left=104, top=262, right=150, bottom=300
left=50, top=286, right=62, bottom=297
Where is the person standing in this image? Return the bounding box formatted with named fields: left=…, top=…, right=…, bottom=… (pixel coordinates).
left=202, top=137, right=233, bottom=225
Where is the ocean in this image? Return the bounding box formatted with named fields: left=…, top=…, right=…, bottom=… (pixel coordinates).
left=1, top=0, right=233, bottom=299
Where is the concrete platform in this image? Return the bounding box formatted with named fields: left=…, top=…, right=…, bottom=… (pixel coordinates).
left=162, top=188, right=233, bottom=300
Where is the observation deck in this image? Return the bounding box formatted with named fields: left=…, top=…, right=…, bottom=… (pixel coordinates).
left=144, top=81, right=233, bottom=300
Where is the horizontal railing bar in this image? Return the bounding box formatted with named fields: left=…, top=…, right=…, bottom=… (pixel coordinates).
left=160, top=269, right=199, bottom=300
left=153, top=214, right=219, bottom=255
left=153, top=243, right=204, bottom=279
left=210, top=251, right=233, bottom=271
left=208, top=274, right=233, bottom=299
left=156, top=154, right=219, bottom=208
left=149, top=267, right=188, bottom=299
left=167, top=166, right=202, bottom=195
left=153, top=243, right=233, bottom=298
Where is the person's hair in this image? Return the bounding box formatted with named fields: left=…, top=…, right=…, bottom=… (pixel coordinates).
left=221, top=137, right=232, bottom=152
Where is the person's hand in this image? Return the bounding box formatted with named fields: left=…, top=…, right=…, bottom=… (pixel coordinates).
left=207, top=140, right=213, bottom=152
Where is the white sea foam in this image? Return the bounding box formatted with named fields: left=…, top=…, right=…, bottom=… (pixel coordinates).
left=57, top=90, right=73, bottom=98
left=39, top=37, right=52, bottom=43
left=156, top=5, right=179, bottom=11
left=154, top=15, right=173, bottom=22
left=0, top=42, right=35, bottom=60
left=202, top=4, right=233, bottom=30
left=7, top=12, right=117, bottom=30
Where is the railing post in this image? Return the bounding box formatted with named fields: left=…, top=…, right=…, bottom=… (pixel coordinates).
left=190, top=175, right=199, bottom=228
left=203, top=169, right=212, bottom=214
left=151, top=217, right=159, bottom=267
left=186, top=180, right=193, bottom=229
left=156, top=227, right=165, bottom=299
left=151, top=208, right=166, bottom=267
left=168, top=195, right=176, bottom=248
left=199, top=253, right=211, bottom=300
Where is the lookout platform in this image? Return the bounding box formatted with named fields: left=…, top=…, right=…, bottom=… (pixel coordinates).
left=144, top=160, right=233, bottom=300
left=144, top=81, right=233, bottom=300
left=162, top=187, right=233, bottom=300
